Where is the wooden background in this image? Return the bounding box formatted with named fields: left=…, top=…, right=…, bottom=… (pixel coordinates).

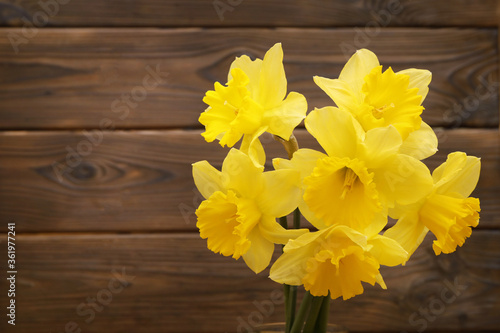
left=0, top=0, right=499, bottom=332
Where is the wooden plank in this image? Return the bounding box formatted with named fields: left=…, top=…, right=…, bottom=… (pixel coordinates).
left=0, top=231, right=498, bottom=332
left=498, top=12, right=500, bottom=130
left=0, top=0, right=498, bottom=27
left=0, top=128, right=497, bottom=233
left=0, top=28, right=497, bottom=129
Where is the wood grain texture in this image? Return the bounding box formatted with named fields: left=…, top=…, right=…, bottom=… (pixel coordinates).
left=0, top=0, right=498, bottom=27
left=0, top=231, right=498, bottom=332
left=0, top=28, right=497, bottom=129
left=0, top=1, right=497, bottom=332
left=0, top=128, right=497, bottom=233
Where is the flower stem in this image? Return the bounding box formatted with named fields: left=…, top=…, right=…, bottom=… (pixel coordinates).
left=286, top=208, right=301, bottom=331
left=284, top=284, right=291, bottom=332
left=293, top=208, right=301, bottom=229
left=302, top=295, right=325, bottom=333
left=314, top=294, right=331, bottom=333
left=279, top=215, right=293, bottom=332
left=290, top=291, right=313, bottom=333
left=288, top=285, right=297, bottom=332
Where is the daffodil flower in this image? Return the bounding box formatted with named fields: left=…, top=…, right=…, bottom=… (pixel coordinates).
left=270, top=225, right=407, bottom=300
left=200, top=43, right=308, bottom=166
left=314, top=49, right=437, bottom=160
left=384, top=152, right=481, bottom=258
left=193, top=149, right=308, bottom=274
left=274, top=107, right=433, bottom=234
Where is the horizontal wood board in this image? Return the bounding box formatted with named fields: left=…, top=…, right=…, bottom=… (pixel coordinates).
left=0, top=2, right=498, bottom=332
left=0, top=28, right=498, bottom=129
left=0, top=0, right=498, bottom=27
left=0, top=231, right=498, bottom=332
left=0, top=128, right=497, bottom=232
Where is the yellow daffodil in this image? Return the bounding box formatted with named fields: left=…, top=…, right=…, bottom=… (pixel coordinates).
left=200, top=43, right=307, bottom=166
left=270, top=225, right=407, bottom=300
left=192, top=42, right=482, bottom=331
left=274, top=107, right=433, bottom=234
left=384, top=152, right=481, bottom=258
left=314, top=49, right=437, bottom=160
left=193, top=149, right=308, bottom=273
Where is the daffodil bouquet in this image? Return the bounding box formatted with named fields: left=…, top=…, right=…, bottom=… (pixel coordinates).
left=192, top=44, right=481, bottom=333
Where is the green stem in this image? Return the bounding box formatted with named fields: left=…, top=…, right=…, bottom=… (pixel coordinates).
left=288, top=285, right=297, bottom=332
left=287, top=209, right=301, bottom=331
left=278, top=216, right=292, bottom=332
left=290, top=291, right=313, bottom=333
left=314, top=294, right=331, bottom=333
left=284, top=284, right=291, bottom=333
left=302, top=296, right=325, bottom=333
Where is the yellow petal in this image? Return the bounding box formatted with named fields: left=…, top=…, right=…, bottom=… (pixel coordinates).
left=240, top=127, right=267, bottom=168
left=199, top=107, right=232, bottom=144
left=360, top=125, right=402, bottom=169
left=270, top=234, right=319, bottom=285
left=303, top=156, right=382, bottom=230
left=397, top=68, right=432, bottom=102
left=367, top=234, right=408, bottom=267
left=218, top=127, right=244, bottom=148
left=272, top=225, right=387, bottom=300
left=330, top=225, right=369, bottom=249
left=305, top=107, right=365, bottom=159
left=229, top=55, right=262, bottom=99
left=420, top=193, right=480, bottom=255
left=283, top=227, right=329, bottom=252
left=274, top=148, right=327, bottom=183
left=301, top=226, right=380, bottom=300
left=229, top=95, right=264, bottom=136
left=200, top=68, right=253, bottom=147
left=192, top=161, right=225, bottom=200
left=242, top=227, right=274, bottom=274
left=384, top=211, right=428, bottom=261
left=375, top=274, right=387, bottom=289
left=256, top=169, right=301, bottom=218
left=338, top=49, right=380, bottom=101
left=373, top=154, right=433, bottom=207
left=331, top=253, right=380, bottom=300
left=304, top=256, right=343, bottom=298
left=196, top=191, right=239, bottom=257
left=399, top=121, right=438, bottom=160
left=196, top=191, right=261, bottom=259
left=432, top=151, right=466, bottom=184
left=222, top=149, right=264, bottom=199
left=433, top=152, right=481, bottom=198
left=361, top=212, right=388, bottom=237
left=273, top=148, right=329, bottom=232
left=233, top=197, right=264, bottom=258
left=263, top=91, right=307, bottom=140
left=361, top=66, right=423, bottom=139
left=259, top=215, right=308, bottom=245
left=258, top=43, right=287, bottom=109
left=272, top=157, right=293, bottom=170
left=313, top=76, right=360, bottom=114
left=298, top=199, right=329, bottom=230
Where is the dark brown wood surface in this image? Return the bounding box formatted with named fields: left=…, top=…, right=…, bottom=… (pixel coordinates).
left=0, top=128, right=497, bottom=233
left=0, top=0, right=498, bottom=27
left=0, top=1, right=499, bottom=332
left=0, top=231, right=498, bottom=332
left=0, top=28, right=497, bottom=129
